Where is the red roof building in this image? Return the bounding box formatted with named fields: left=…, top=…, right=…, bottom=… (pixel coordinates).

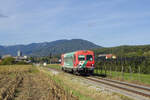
left=98, top=54, right=117, bottom=59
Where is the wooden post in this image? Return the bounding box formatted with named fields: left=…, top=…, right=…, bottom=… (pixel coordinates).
left=129, top=65, right=132, bottom=80
left=96, top=62, right=98, bottom=75
left=101, top=65, right=102, bottom=74
left=115, top=59, right=118, bottom=78
left=105, top=65, right=107, bottom=76
left=110, top=66, right=112, bottom=77
left=138, top=66, right=141, bottom=82
left=121, top=65, right=124, bottom=80
left=115, top=65, right=117, bottom=78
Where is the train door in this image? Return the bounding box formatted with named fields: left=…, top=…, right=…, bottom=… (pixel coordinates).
left=73, top=54, right=76, bottom=67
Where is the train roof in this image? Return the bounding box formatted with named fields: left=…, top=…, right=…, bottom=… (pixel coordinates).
left=63, top=50, right=94, bottom=57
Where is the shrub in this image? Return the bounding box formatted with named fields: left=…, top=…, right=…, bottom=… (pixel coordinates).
left=0, top=57, right=15, bottom=65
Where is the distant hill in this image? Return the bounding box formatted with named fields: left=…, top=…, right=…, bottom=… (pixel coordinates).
left=0, top=39, right=102, bottom=56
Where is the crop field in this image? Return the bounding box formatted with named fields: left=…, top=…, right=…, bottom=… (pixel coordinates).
left=0, top=65, right=77, bottom=100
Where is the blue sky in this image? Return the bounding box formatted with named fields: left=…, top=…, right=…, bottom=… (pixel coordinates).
left=0, top=0, right=150, bottom=47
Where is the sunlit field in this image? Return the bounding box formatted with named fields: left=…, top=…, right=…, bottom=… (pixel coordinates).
left=0, top=65, right=77, bottom=100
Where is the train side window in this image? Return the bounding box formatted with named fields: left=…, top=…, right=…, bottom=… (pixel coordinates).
left=78, top=55, right=85, bottom=61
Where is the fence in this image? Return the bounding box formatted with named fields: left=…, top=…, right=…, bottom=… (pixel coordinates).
left=94, top=56, right=150, bottom=82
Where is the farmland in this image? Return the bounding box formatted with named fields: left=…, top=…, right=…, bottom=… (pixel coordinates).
left=0, top=65, right=77, bottom=100
left=0, top=65, right=134, bottom=100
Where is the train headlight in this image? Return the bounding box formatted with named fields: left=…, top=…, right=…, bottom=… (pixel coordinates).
left=92, top=64, right=94, bottom=67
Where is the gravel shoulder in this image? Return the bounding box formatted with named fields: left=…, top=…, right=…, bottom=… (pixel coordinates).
left=42, top=67, right=133, bottom=100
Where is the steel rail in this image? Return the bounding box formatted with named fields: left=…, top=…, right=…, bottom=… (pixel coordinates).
left=94, top=76, right=150, bottom=92
left=84, top=77, right=150, bottom=98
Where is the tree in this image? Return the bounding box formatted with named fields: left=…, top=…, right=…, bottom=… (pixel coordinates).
left=0, top=57, right=15, bottom=65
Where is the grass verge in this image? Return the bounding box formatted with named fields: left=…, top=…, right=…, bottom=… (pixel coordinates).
left=94, top=69, right=150, bottom=86
left=46, top=64, right=61, bottom=70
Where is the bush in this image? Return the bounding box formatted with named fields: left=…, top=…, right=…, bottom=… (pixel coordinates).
left=16, top=61, right=29, bottom=65
left=0, top=57, right=15, bottom=65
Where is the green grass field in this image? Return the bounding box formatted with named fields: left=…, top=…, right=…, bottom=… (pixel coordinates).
left=94, top=69, right=150, bottom=85
left=46, top=64, right=61, bottom=70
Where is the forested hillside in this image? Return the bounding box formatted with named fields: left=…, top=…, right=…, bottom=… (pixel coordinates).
left=94, top=45, right=150, bottom=57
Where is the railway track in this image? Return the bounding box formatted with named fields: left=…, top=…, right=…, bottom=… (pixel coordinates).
left=84, top=76, right=150, bottom=99
left=46, top=67, right=150, bottom=100
left=94, top=76, right=150, bottom=92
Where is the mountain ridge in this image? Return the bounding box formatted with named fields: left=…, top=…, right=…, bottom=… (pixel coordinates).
left=0, top=39, right=102, bottom=56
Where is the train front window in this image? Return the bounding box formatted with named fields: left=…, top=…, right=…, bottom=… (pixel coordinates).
left=86, top=55, right=93, bottom=61
left=78, top=55, right=85, bottom=61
